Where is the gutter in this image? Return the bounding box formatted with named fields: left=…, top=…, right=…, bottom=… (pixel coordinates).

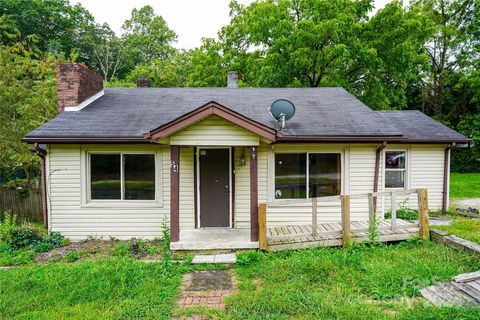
left=442, top=143, right=455, bottom=211
left=33, top=143, right=48, bottom=229
left=373, top=141, right=387, bottom=211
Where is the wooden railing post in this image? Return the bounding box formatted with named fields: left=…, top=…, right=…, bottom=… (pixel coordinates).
left=417, top=188, right=430, bottom=240
left=312, top=198, right=318, bottom=237
left=368, top=193, right=375, bottom=227
left=390, top=192, right=397, bottom=230
left=258, top=203, right=267, bottom=250
left=341, top=195, right=351, bottom=247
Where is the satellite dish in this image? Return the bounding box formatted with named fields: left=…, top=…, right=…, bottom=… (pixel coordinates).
left=268, top=99, right=295, bottom=130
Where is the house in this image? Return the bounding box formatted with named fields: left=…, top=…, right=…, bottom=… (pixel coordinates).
left=23, top=63, right=469, bottom=249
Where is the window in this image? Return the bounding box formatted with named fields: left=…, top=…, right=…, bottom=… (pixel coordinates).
left=384, top=151, right=406, bottom=188
left=275, top=153, right=341, bottom=199
left=89, top=153, right=155, bottom=201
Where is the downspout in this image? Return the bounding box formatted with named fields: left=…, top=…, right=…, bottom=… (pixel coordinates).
left=33, top=143, right=48, bottom=229
left=373, top=141, right=387, bottom=211
left=442, top=143, right=455, bottom=211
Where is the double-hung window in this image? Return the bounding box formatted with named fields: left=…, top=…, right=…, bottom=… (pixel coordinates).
left=274, top=153, right=341, bottom=199
left=89, top=153, right=156, bottom=201
left=384, top=151, right=407, bottom=188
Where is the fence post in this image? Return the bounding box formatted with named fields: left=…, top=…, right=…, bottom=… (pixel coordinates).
left=341, top=195, right=351, bottom=247
left=417, top=189, right=429, bottom=240
left=312, top=198, right=318, bottom=237
left=258, top=203, right=267, bottom=250
left=390, top=192, right=397, bottom=230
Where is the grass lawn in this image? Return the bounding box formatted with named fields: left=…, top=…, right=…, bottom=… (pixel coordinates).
left=450, top=172, right=480, bottom=199
left=0, top=258, right=187, bottom=319
left=1, top=241, right=480, bottom=319
left=436, top=218, right=480, bottom=245
left=228, top=241, right=480, bottom=319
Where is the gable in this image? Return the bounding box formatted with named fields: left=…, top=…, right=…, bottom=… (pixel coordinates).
left=160, top=115, right=260, bottom=146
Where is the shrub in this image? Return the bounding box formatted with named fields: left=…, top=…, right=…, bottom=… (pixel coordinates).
left=109, top=242, right=130, bottom=257
left=47, top=231, right=68, bottom=247
left=10, top=227, right=44, bottom=249
left=35, top=242, right=54, bottom=252
left=64, top=251, right=79, bottom=262
left=0, top=211, right=17, bottom=242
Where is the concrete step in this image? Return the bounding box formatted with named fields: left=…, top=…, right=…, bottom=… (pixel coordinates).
left=191, top=253, right=237, bottom=264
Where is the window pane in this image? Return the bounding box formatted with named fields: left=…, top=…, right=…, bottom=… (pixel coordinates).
left=275, top=154, right=306, bottom=199
left=90, top=154, right=121, bottom=199
left=309, top=154, right=341, bottom=197
left=385, top=170, right=405, bottom=188
left=124, top=154, right=155, bottom=200
left=385, top=151, right=405, bottom=169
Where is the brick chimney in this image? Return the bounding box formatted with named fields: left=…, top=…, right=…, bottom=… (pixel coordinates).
left=56, top=63, right=104, bottom=112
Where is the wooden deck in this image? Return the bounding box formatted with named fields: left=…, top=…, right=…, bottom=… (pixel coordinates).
left=266, top=219, right=420, bottom=251
left=421, top=271, right=480, bottom=306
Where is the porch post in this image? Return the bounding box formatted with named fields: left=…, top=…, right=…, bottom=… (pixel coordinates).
left=170, top=145, right=180, bottom=242
left=250, top=146, right=259, bottom=241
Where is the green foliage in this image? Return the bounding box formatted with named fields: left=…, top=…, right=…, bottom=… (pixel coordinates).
left=230, top=242, right=480, bottom=319
left=161, top=219, right=172, bottom=272
left=236, top=250, right=262, bottom=266
left=368, top=213, right=380, bottom=243
left=64, top=251, right=79, bottom=262
left=449, top=172, right=480, bottom=198
left=0, top=211, right=17, bottom=242
left=0, top=258, right=185, bottom=319
left=0, top=42, right=56, bottom=179
left=9, top=227, right=44, bottom=249
left=109, top=242, right=130, bottom=257
left=121, top=5, right=177, bottom=69
left=47, top=231, right=68, bottom=247
left=34, top=242, right=54, bottom=252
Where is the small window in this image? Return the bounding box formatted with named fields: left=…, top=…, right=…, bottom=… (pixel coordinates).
left=274, top=153, right=341, bottom=199
left=89, top=153, right=155, bottom=201
left=384, top=151, right=406, bottom=188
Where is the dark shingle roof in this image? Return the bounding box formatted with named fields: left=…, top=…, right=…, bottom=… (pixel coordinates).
left=24, top=88, right=469, bottom=143
left=375, top=110, right=468, bottom=143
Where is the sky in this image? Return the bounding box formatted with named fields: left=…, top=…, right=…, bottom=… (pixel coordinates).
left=74, top=0, right=391, bottom=50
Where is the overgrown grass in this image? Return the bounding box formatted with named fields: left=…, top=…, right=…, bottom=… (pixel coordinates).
left=450, top=172, right=480, bottom=199
left=0, top=258, right=188, bottom=319
left=227, top=241, right=480, bottom=319
left=436, top=218, right=480, bottom=244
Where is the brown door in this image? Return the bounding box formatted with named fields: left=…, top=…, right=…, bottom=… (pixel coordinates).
left=199, top=148, right=230, bottom=227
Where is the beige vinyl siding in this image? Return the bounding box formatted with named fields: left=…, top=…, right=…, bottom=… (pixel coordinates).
left=234, top=147, right=250, bottom=228
left=47, top=144, right=170, bottom=241
left=349, top=146, right=376, bottom=222
left=169, top=115, right=260, bottom=146
left=179, top=147, right=195, bottom=229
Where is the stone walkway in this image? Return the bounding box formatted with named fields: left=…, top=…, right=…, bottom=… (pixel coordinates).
left=177, top=270, right=236, bottom=312
left=191, top=253, right=236, bottom=264
left=453, top=198, right=480, bottom=209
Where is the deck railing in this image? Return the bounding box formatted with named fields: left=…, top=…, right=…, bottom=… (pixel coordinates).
left=258, top=188, right=429, bottom=250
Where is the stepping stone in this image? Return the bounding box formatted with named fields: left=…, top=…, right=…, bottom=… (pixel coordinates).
left=191, top=253, right=236, bottom=264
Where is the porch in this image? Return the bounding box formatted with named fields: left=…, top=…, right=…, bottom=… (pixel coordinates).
left=259, top=188, right=430, bottom=251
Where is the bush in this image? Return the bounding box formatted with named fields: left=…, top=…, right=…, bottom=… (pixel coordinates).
left=35, top=242, right=54, bottom=252
left=451, top=146, right=480, bottom=173
left=0, top=211, right=17, bottom=242
left=47, top=232, right=68, bottom=247
left=10, top=227, right=44, bottom=249
left=64, top=251, right=79, bottom=262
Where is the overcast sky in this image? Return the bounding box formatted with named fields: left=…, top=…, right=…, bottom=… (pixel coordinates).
left=74, top=0, right=391, bottom=49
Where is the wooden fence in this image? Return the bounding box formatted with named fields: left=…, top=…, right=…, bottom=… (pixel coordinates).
left=0, top=188, right=43, bottom=222
left=258, top=188, right=429, bottom=250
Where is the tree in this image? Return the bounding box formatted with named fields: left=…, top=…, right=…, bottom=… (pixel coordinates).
left=121, top=5, right=177, bottom=69
left=413, top=0, right=480, bottom=118
left=0, top=41, right=56, bottom=180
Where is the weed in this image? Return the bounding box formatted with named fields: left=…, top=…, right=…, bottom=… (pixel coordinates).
left=0, top=211, right=17, bottom=242
left=161, top=218, right=172, bottom=272
left=35, top=242, right=54, bottom=252
left=64, top=251, right=80, bottom=262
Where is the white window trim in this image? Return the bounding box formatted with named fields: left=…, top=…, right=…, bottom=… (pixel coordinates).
left=382, top=149, right=409, bottom=190
left=80, top=148, right=163, bottom=208
left=272, top=150, right=344, bottom=200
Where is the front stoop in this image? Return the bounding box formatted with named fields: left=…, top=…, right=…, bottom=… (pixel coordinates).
left=191, top=253, right=237, bottom=264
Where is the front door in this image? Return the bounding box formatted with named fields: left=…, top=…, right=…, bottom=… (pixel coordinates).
left=199, top=148, right=231, bottom=227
